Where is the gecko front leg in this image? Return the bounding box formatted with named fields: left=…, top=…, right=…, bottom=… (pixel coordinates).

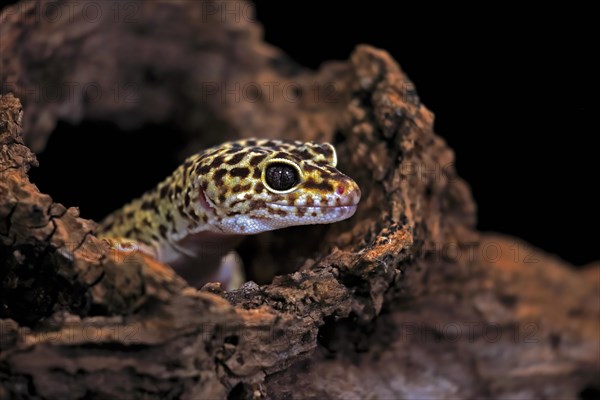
left=102, top=237, right=157, bottom=264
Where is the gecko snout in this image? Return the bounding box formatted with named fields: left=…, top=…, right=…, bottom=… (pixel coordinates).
left=334, top=179, right=361, bottom=207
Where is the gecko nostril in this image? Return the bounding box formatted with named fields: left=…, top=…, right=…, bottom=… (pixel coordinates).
left=336, top=185, right=345, bottom=195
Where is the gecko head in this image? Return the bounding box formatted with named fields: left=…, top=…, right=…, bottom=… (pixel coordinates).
left=194, top=139, right=361, bottom=234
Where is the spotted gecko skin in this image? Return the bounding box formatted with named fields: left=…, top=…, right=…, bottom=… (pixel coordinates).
left=97, top=138, right=361, bottom=266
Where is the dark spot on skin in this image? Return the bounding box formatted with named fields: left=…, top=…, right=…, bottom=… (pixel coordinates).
left=253, top=168, right=261, bottom=178
left=303, top=179, right=334, bottom=192
left=202, top=214, right=208, bottom=223
left=230, top=167, right=250, bottom=178
left=159, top=185, right=168, bottom=198
left=125, top=210, right=134, bottom=219
left=177, top=204, right=187, bottom=217
left=231, top=185, right=242, bottom=193
left=158, top=225, right=168, bottom=238
left=174, top=185, right=183, bottom=196
left=246, top=139, right=257, bottom=146
left=240, top=183, right=252, bottom=191
left=140, top=201, right=155, bottom=211
left=296, top=208, right=305, bottom=218
left=335, top=198, right=341, bottom=206
left=196, top=164, right=211, bottom=175
left=287, top=193, right=297, bottom=206
left=184, top=192, right=191, bottom=207
left=102, top=221, right=114, bottom=230
left=249, top=200, right=266, bottom=209
left=231, top=142, right=243, bottom=149
left=229, top=199, right=245, bottom=207
left=219, top=193, right=227, bottom=203
left=227, top=153, right=246, bottom=165
left=244, top=193, right=252, bottom=199
left=165, top=212, right=173, bottom=222
left=210, top=156, right=225, bottom=168
left=306, top=196, right=314, bottom=206
left=142, top=219, right=152, bottom=227
left=298, top=149, right=312, bottom=159
left=254, top=182, right=265, bottom=193
left=311, top=212, right=317, bottom=217
left=183, top=160, right=193, bottom=169
left=323, top=144, right=334, bottom=155
left=249, top=154, right=267, bottom=166
left=213, top=169, right=227, bottom=184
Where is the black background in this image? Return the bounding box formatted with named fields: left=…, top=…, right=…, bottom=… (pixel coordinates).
left=6, top=2, right=595, bottom=266
left=253, top=3, right=596, bottom=266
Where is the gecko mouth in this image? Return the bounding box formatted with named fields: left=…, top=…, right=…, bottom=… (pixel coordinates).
left=266, top=203, right=358, bottom=219
left=268, top=204, right=358, bottom=210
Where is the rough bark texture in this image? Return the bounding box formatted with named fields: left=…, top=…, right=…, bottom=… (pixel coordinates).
left=1, top=1, right=598, bottom=399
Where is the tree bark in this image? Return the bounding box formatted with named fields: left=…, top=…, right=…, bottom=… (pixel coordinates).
left=1, top=1, right=598, bottom=399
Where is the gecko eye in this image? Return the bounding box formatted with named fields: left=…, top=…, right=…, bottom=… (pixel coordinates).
left=265, top=163, right=299, bottom=192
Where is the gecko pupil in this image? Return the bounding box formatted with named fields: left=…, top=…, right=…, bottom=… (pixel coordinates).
left=265, top=163, right=298, bottom=191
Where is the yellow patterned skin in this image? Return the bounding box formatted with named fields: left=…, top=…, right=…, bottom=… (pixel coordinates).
left=97, top=139, right=361, bottom=266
